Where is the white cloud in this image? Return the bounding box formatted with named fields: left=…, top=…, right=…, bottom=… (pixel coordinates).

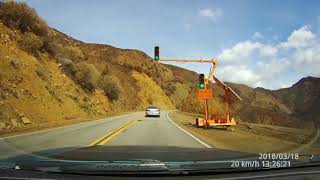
left=216, top=65, right=262, bottom=87
left=215, top=58, right=290, bottom=89
left=216, top=25, right=320, bottom=89
left=260, top=45, right=278, bottom=57
left=294, top=47, right=320, bottom=64
left=252, top=32, right=263, bottom=40
left=256, top=58, right=291, bottom=79
left=292, top=45, right=320, bottom=77
left=218, top=41, right=261, bottom=64
left=280, top=25, right=315, bottom=49
left=199, top=8, right=223, bottom=21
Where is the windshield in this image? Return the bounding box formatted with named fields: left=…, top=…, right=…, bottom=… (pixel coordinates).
left=0, top=0, right=319, bottom=177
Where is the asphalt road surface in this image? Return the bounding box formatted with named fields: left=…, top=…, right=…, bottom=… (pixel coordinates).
left=0, top=111, right=209, bottom=160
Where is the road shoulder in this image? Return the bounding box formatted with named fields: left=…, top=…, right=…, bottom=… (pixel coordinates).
left=169, top=111, right=320, bottom=154
left=0, top=111, right=138, bottom=138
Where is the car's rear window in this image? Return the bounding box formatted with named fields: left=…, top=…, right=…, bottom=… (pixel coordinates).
left=147, top=106, right=158, bottom=109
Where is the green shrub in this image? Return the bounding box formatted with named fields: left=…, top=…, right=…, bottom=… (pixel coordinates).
left=18, top=32, right=44, bottom=56
left=42, top=38, right=62, bottom=57
left=74, top=62, right=100, bottom=92
left=62, top=46, right=85, bottom=62
left=99, top=75, right=121, bottom=101
left=58, top=58, right=77, bottom=76
left=167, top=83, right=176, bottom=94
left=0, top=1, right=47, bottom=36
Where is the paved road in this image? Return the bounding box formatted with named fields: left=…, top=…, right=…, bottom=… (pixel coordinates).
left=0, top=111, right=208, bottom=160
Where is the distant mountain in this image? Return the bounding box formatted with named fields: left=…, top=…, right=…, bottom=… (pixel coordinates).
left=222, top=77, right=320, bottom=128
left=273, top=77, right=320, bottom=123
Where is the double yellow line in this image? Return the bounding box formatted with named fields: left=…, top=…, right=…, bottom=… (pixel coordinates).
left=88, top=119, right=139, bottom=146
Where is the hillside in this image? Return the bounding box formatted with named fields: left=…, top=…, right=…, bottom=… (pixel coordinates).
left=273, top=77, right=320, bottom=123
left=225, top=78, right=320, bottom=128
left=0, top=2, right=189, bottom=134
left=0, top=2, right=319, bottom=134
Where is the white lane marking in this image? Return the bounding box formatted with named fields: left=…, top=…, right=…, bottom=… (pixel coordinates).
left=0, top=112, right=142, bottom=140
left=166, top=111, right=212, bottom=148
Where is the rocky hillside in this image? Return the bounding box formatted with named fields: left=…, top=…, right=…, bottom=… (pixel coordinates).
left=0, top=2, right=319, bottom=134
left=0, top=2, right=179, bottom=133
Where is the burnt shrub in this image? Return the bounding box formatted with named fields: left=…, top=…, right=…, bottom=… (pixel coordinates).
left=164, top=82, right=176, bottom=96
left=99, top=75, right=121, bottom=101
left=42, top=38, right=62, bottom=57
left=0, top=1, right=47, bottom=36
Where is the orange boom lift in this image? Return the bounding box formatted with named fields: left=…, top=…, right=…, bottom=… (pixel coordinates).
left=154, top=46, right=242, bottom=131
left=196, top=74, right=242, bottom=131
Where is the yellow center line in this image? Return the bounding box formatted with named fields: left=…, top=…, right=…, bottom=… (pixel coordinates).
left=87, top=118, right=139, bottom=146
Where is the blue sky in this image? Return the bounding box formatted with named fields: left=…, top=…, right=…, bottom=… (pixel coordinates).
left=24, top=0, right=320, bottom=89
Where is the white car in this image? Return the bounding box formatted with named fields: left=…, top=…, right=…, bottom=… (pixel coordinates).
left=145, top=106, right=160, bottom=117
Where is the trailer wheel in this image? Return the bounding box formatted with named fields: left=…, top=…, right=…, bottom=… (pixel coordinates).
left=196, top=119, right=200, bottom=128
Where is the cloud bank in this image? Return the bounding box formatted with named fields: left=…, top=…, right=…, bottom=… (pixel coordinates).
left=215, top=25, right=320, bottom=89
